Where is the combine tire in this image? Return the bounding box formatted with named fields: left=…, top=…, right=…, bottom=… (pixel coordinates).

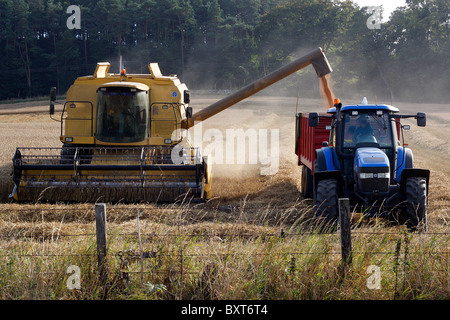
left=301, top=166, right=313, bottom=199
left=404, top=177, right=427, bottom=231
left=60, top=147, right=75, bottom=164
left=60, top=146, right=92, bottom=165
left=314, top=179, right=338, bottom=229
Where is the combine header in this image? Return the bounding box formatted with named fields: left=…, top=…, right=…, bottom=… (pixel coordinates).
left=11, top=47, right=332, bottom=202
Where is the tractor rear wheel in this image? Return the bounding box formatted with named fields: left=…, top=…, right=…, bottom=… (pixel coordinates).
left=314, top=179, right=338, bottom=229
left=404, top=177, right=427, bottom=231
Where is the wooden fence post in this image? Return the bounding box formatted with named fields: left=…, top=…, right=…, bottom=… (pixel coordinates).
left=95, top=203, right=108, bottom=295
left=137, top=210, right=144, bottom=288
left=339, top=198, right=352, bottom=274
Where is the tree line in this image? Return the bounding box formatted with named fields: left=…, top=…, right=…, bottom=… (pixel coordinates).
left=0, top=0, right=448, bottom=103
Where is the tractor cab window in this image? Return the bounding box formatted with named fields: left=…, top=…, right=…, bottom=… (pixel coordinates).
left=342, top=111, right=393, bottom=149
left=96, top=87, right=149, bottom=143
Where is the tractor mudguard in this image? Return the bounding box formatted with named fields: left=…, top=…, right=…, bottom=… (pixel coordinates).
left=313, top=170, right=343, bottom=188
left=316, top=147, right=340, bottom=172
left=395, top=147, right=414, bottom=182
left=399, top=168, right=430, bottom=195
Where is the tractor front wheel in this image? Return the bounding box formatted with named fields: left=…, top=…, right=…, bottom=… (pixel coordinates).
left=314, top=179, right=338, bottom=229
left=403, top=177, right=427, bottom=231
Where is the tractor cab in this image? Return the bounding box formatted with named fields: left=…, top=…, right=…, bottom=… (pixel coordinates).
left=335, top=105, right=398, bottom=196
left=341, top=108, right=395, bottom=150
left=329, top=104, right=399, bottom=183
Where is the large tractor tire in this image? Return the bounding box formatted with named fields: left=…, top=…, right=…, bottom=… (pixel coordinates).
left=301, top=165, right=313, bottom=199
left=404, top=177, right=427, bottom=231
left=314, top=179, right=338, bottom=229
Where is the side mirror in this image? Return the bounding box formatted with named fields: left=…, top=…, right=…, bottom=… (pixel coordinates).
left=50, top=87, right=56, bottom=115
left=308, top=112, right=319, bottom=127
left=185, top=106, right=193, bottom=119
left=417, top=112, right=426, bottom=127
left=184, top=90, right=191, bottom=104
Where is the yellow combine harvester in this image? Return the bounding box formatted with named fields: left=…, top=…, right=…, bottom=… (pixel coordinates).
left=11, top=47, right=332, bottom=202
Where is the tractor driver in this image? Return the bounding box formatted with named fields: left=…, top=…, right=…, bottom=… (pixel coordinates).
left=352, top=114, right=376, bottom=145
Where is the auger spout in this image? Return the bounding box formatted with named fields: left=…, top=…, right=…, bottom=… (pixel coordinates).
left=184, top=47, right=332, bottom=128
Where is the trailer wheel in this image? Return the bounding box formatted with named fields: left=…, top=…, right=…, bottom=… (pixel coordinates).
left=404, top=177, right=427, bottom=231
left=314, top=179, right=338, bottom=228
left=301, top=166, right=313, bottom=199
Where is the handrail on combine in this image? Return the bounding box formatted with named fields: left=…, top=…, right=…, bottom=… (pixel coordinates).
left=61, top=101, right=94, bottom=136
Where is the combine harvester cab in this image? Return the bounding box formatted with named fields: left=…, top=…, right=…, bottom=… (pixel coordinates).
left=296, top=98, right=429, bottom=230
left=12, top=47, right=333, bottom=203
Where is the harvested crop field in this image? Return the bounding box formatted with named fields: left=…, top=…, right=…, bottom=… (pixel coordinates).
left=0, top=95, right=449, bottom=301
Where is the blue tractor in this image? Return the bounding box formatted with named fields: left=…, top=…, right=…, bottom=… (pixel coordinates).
left=304, top=98, right=429, bottom=230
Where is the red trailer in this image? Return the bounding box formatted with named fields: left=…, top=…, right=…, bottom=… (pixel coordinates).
left=295, top=112, right=332, bottom=198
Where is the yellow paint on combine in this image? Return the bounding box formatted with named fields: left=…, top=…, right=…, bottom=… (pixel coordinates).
left=63, top=62, right=189, bottom=147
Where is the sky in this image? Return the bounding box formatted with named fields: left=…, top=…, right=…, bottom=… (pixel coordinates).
left=353, top=0, right=407, bottom=21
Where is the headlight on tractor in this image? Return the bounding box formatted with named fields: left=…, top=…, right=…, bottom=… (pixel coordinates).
left=360, top=172, right=390, bottom=179
left=358, top=170, right=390, bottom=193
left=355, top=148, right=391, bottom=193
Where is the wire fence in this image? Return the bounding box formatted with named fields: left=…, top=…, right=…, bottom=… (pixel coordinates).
left=1, top=202, right=449, bottom=248
left=0, top=202, right=449, bottom=299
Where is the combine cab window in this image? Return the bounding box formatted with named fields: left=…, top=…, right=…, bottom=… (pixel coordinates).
left=96, top=87, right=149, bottom=143
left=342, top=112, right=393, bottom=149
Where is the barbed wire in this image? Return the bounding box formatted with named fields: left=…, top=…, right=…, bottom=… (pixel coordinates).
left=0, top=253, right=94, bottom=258
left=0, top=206, right=448, bottom=272
left=0, top=228, right=449, bottom=239
left=2, top=203, right=450, bottom=212
left=1, top=248, right=447, bottom=259
left=121, top=266, right=450, bottom=276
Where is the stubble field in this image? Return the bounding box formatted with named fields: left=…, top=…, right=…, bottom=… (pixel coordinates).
left=0, top=95, right=448, bottom=300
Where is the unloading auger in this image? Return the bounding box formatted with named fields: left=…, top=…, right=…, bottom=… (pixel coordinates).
left=11, top=47, right=332, bottom=202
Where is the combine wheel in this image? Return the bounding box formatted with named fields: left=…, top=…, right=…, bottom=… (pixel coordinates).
left=60, top=146, right=75, bottom=164
left=404, top=177, right=427, bottom=231
left=314, top=179, right=338, bottom=228
left=60, top=146, right=92, bottom=165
